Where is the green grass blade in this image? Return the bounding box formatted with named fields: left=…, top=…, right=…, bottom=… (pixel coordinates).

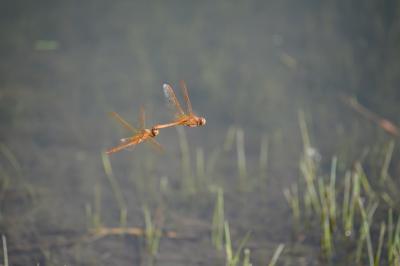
left=268, top=244, right=285, bottom=266
left=2, top=235, right=8, bottom=266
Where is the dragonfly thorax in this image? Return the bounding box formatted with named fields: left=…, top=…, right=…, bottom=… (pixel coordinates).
left=198, top=117, right=206, bottom=126
left=146, top=128, right=159, bottom=137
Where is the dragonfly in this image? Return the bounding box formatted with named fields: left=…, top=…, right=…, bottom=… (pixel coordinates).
left=153, top=80, right=206, bottom=131
left=106, top=108, right=163, bottom=155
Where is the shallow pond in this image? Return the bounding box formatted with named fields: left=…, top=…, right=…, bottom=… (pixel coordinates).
left=1, top=1, right=400, bottom=265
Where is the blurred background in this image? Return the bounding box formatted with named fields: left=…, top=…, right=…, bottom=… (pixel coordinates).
left=1, top=1, right=400, bottom=265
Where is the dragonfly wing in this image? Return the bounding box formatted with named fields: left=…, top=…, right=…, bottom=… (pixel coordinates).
left=110, top=112, right=139, bottom=133
left=106, top=139, right=138, bottom=154
left=163, top=83, right=185, bottom=117
left=180, top=80, right=193, bottom=115
left=147, top=137, right=164, bottom=153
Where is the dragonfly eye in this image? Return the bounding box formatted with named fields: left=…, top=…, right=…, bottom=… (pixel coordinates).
left=199, top=117, right=206, bottom=126
left=151, top=128, right=159, bottom=136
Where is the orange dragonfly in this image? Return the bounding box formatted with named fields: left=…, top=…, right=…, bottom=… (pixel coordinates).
left=106, top=108, right=162, bottom=155
left=153, top=80, right=206, bottom=130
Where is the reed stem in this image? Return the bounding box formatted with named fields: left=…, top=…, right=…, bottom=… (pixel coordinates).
left=2, top=235, right=8, bottom=266
left=196, top=147, right=206, bottom=186
left=380, top=140, right=395, bottom=184
left=259, top=134, right=269, bottom=180
left=177, top=127, right=194, bottom=194
left=356, top=198, right=375, bottom=266
left=268, top=244, right=285, bottom=266
left=374, top=222, right=386, bottom=266
left=212, top=187, right=225, bottom=250
left=101, top=152, right=127, bottom=227
left=236, top=128, right=247, bottom=189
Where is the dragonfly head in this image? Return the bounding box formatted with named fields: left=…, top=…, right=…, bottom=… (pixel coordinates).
left=150, top=127, right=160, bottom=137
left=198, top=117, right=206, bottom=126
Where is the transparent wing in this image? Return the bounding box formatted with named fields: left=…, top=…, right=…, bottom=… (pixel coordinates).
left=147, top=137, right=164, bottom=153
left=180, top=80, right=193, bottom=115
left=109, top=112, right=138, bottom=133
left=106, top=139, right=138, bottom=155
left=163, top=83, right=185, bottom=117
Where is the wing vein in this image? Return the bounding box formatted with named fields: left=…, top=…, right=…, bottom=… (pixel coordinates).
left=163, top=83, right=185, bottom=117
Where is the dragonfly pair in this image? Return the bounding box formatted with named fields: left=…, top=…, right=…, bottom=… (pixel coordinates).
left=106, top=81, right=206, bottom=155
